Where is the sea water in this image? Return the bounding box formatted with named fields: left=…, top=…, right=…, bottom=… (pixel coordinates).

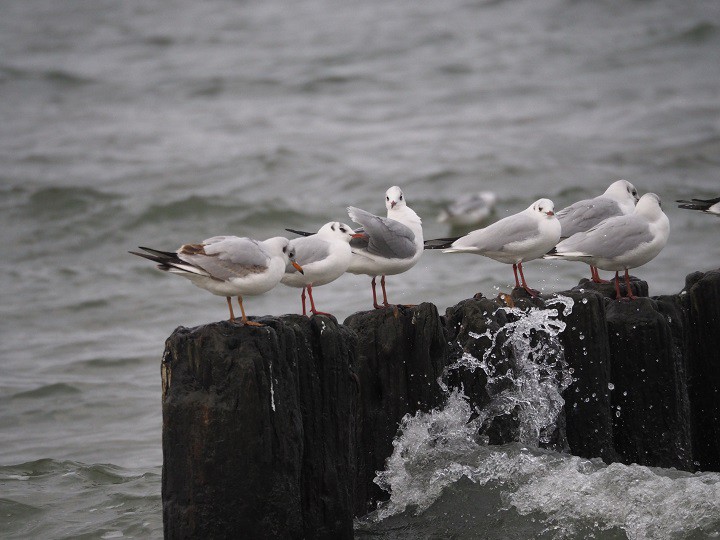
left=2, top=0, right=719, bottom=537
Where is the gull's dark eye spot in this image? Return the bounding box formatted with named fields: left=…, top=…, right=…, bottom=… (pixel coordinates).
left=399, top=195, right=403, bottom=200
left=386, top=196, right=390, bottom=200
left=340, top=227, right=347, bottom=233
left=331, top=223, right=336, bottom=231
left=283, top=246, right=287, bottom=253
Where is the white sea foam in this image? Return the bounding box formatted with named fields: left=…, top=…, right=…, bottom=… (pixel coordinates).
left=373, top=298, right=720, bottom=538
left=508, top=454, right=720, bottom=539
left=443, top=296, right=574, bottom=445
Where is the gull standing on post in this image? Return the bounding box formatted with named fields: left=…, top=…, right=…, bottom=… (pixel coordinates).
left=346, top=186, right=424, bottom=309
left=281, top=221, right=356, bottom=316
left=546, top=193, right=669, bottom=300
left=555, top=179, right=639, bottom=283
left=129, top=236, right=303, bottom=325
left=425, top=198, right=560, bottom=297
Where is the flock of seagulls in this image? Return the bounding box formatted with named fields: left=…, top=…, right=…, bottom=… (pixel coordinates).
left=130, top=183, right=716, bottom=325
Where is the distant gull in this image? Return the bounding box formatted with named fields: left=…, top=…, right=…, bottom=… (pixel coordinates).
left=437, top=191, right=497, bottom=227
left=555, top=179, right=639, bottom=283
left=129, top=236, right=303, bottom=325
left=281, top=221, right=356, bottom=316
left=677, top=196, right=720, bottom=217
left=546, top=193, right=669, bottom=300
left=426, top=198, right=561, bottom=297
left=346, top=186, right=424, bottom=309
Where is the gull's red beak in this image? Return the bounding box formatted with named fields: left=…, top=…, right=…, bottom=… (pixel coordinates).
left=352, top=232, right=367, bottom=239
left=390, top=200, right=397, bottom=208
left=546, top=210, right=554, bottom=216
left=292, top=261, right=304, bottom=274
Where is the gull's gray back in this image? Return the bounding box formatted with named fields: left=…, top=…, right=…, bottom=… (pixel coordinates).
left=560, top=215, right=653, bottom=259
left=288, top=236, right=331, bottom=268
left=457, top=212, right=537, bottom=253
left=181, top=236, right=270, bottom=280
left=556, top=198, right=623, bottom=238
left=348, top=207, right=416, bottom=259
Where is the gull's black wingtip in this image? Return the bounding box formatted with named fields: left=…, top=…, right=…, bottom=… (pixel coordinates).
left=285, top=228, right=314, bottom=237
left=423, top=237, right=459, bottom=250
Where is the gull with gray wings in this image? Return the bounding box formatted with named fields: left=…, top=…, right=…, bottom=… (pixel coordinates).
left=130, top=236, right=302, bottom=325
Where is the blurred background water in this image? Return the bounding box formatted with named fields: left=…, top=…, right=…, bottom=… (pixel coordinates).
left=1, top=0, right=719, bottom=538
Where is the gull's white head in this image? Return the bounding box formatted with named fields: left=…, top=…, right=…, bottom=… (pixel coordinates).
left=264, top=236, right=292, bottom=257
left=265, top=236, right=303, bottom=272
left=385, top=186, right=406, bottom=211
left=635, top=193, right=665, bottom=220
left=604, top=179, right=640, bottom=205
left=317, top=221, right=356, bottom=243
left=529, top=198, right=556, bottom=218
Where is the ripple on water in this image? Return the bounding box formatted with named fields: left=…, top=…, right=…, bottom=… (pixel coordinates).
left=12, top=383, right=81, bottom=400
left=0, top=459, right=162, bottom=539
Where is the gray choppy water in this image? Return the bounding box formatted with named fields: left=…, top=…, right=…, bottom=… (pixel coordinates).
left=1, top=0, right=719, bottom=537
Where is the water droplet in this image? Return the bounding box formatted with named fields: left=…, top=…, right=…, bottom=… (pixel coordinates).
left=582, top=298, right=588, bottom=304
left=608, top=383, right=615, bottom=390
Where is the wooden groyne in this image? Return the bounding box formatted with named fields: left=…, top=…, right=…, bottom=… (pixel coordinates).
left=160, top=270, right=720, bottom=538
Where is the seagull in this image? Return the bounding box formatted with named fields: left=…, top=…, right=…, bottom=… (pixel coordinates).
left=346, top=186, right=424, bottom=309
left=281, top=221, right=356, bottom=316
left=546, top=193, right=669, bottom=300
left=555, top=179, right=639, bottom=283
left=425, top=198, right=560, bottom=297
left=437, top=191, right=497, bottom=227
left=129, top=236, right=303, bottom=325
left=677, top=196, right=720, bottom=217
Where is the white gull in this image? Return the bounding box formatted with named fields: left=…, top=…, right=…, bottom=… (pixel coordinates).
left=426, top=198, right=560, bottom=297
left=281, top=221, right=356, bottom=316
left=130, top=236, right=303, bottom=325
left=437, top=191, right=497, bottom=227
left=346, top=186, right=424, bottom=309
